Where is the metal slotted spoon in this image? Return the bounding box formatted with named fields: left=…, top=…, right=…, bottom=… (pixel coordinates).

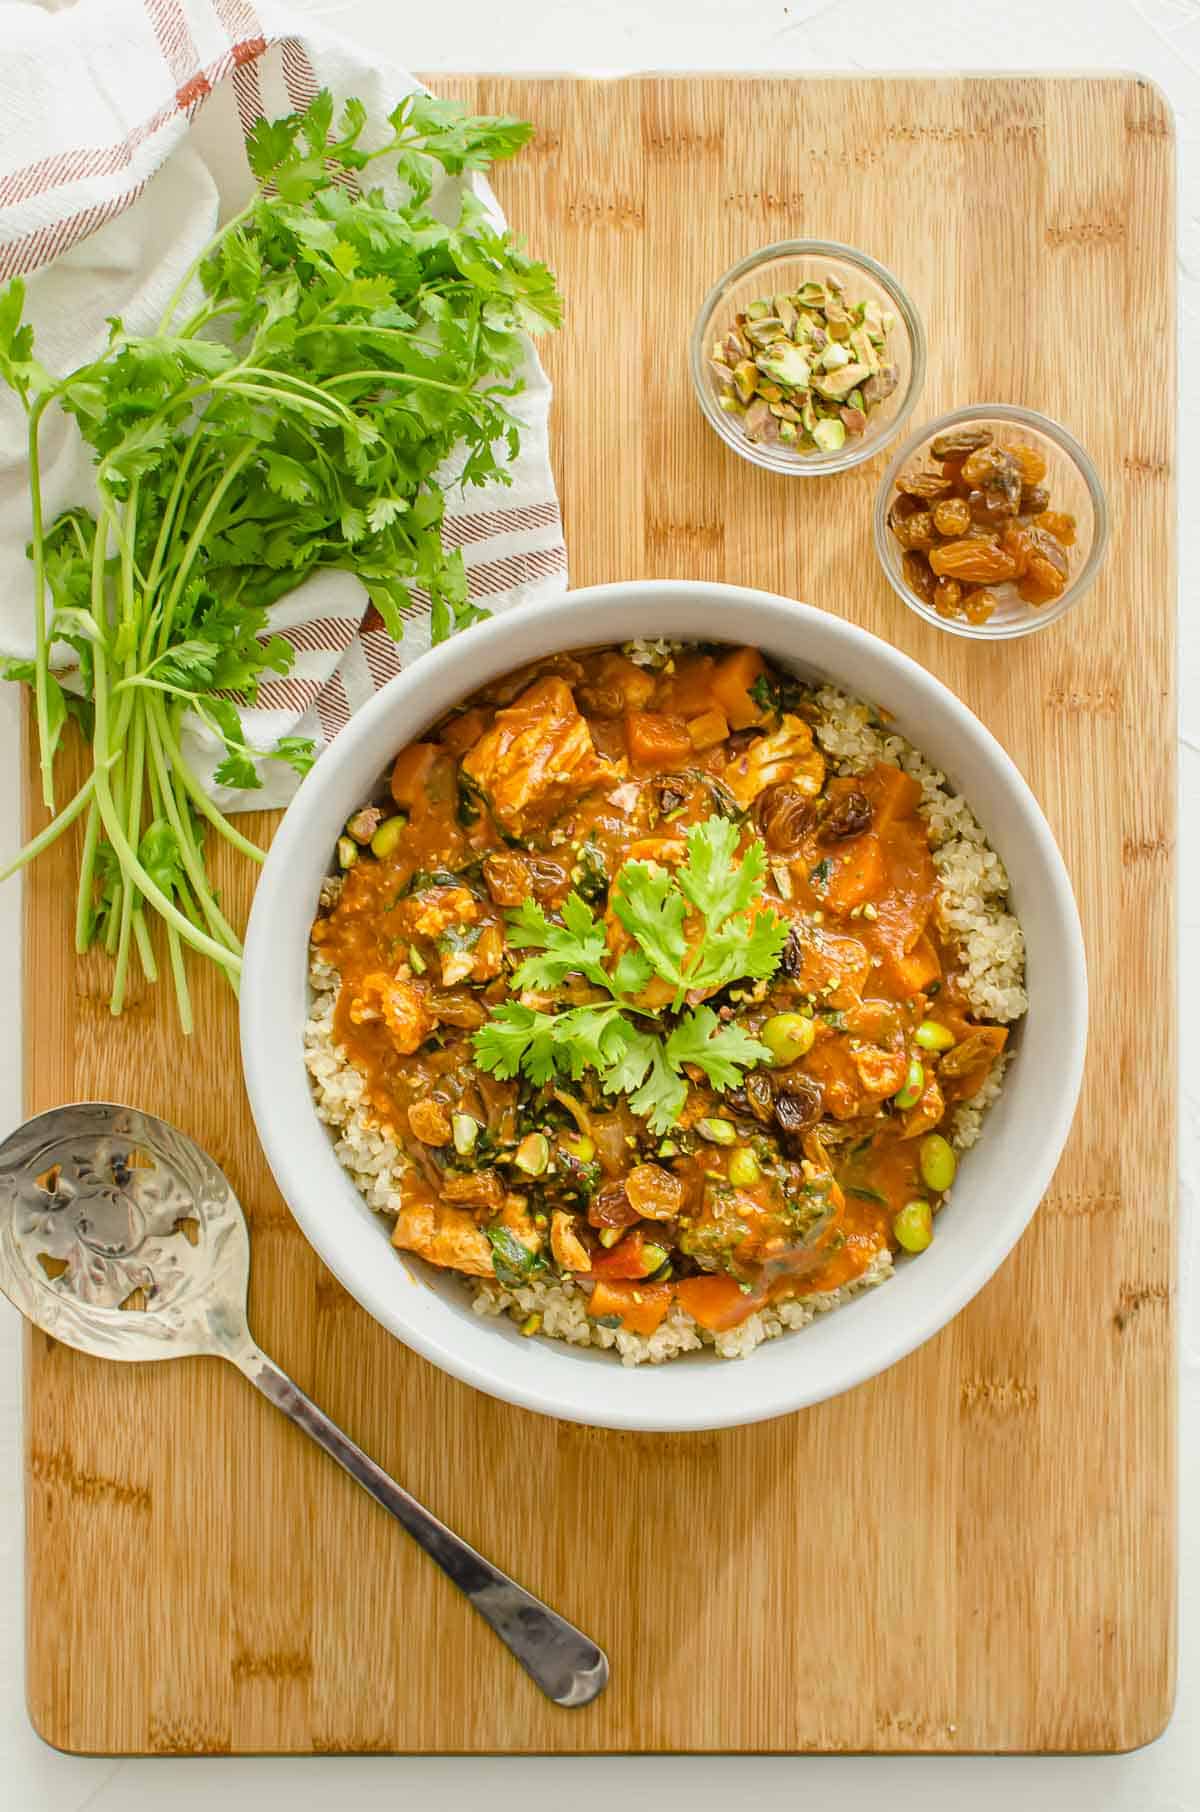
left=0, top=1101, right=608, bottom=1709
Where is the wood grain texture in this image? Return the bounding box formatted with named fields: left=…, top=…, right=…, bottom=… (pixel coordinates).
left=22, top=75, right=1175, bottom=1755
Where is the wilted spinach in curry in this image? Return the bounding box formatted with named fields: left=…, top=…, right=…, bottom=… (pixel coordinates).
left=311, top=643, right=1009, bottom=1341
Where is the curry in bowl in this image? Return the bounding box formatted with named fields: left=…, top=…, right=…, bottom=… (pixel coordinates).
left=306, top=641, right=1026, bottom=1364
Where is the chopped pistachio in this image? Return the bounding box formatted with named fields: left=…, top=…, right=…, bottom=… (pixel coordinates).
left=514, top=1132, right=550, bottom=1176
left=812, top=417, right=847, bottom=453
left=336, top=835, right=358, bottom=870
left=813, top=361, right=871, bottom=401
left=755, top=342, right=811, bottom=390
left=452, top=1112, right=479, bottom=1156
left=817, top=340, right=851, bottom=374
left=732, top=358, right=759, bottom=403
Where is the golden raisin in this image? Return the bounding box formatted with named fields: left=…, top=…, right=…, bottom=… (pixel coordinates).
left=961, top=445, right=1006, bottom=486
left=1034, top=509, right=1076, bottom=547
left=930, top=426, right=993, bottom=461
left=888, top=492, right=924, bottom=524
left=893, top=508, right=935, bottom=551
left=896, top=468, right=954, bottom=501
left=932, top=497, right=971, bottom=537
left=902, top=550, right=936, bottom=604
left=1007, top=442, right=1047, bottom=485
left=929, top=539, right=1019, bottom=584
left=968, top=486, right=1017, bottom=526
left=1020, top=483, right=1050, bottom=515
left=1016, top=528, right=1069, bottom=605
left=933, top=578, right=963, bottom=618
left=962, top=588, right=997, bottom=625
left=999, top=522, right=1034, bottom=578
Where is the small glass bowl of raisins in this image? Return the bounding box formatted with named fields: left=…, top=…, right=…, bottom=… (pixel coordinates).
left=873, top=405, right=1109, bottom=639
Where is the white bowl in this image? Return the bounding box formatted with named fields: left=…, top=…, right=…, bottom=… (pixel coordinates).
left=241, top=581, right=1087, bottom=1433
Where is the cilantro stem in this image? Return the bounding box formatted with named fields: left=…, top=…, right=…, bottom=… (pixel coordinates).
left=132, top=910, right=158, bottom=982
left=143, top=703, right=241, bottom=950
left=110, top=693, right=147, bottom=1015
left=74, top=799, right=100, bottom=953
left=157, top=200, right=255, bottom=333
left=154, top=443, right=253, bottom=655
left=26, top=399, right=55, bottom=809
left=90, top=650, right=240, bottom=977
left=323, top=367, right=471, bottom=396
left=148, top=694, right=265, bottom=865
left=0, top=771, right=94, bottom=886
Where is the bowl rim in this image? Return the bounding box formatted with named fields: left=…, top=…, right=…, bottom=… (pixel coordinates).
left=689, top=238, right=927, bottom=476
left=241, top=579, right=1088, bottom=1432
left=872, top=402, right=1111, bottom=640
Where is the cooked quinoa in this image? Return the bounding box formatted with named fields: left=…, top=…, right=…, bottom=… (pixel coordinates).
left=304, top=657, right=1026, bottom=1367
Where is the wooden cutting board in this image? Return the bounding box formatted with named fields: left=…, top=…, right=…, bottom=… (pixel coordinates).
left=21, top=75, right=1175, bottom=1755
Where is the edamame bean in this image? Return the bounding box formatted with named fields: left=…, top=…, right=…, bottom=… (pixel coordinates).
left=894, top=1056, right=925, bottom=1110
left=919, top=1133, right=957, bottom=1193
left=761, top=1012, right=816, bottom=1064
left=893, top=1199, right=933, bottom=1253
left=915, top=1019, right=956, bottom=1053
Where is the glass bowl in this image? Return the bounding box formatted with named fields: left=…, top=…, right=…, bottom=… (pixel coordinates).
left=690, top=239, right=926, bottom=477
left=874, top=405, right=1109, bottom=640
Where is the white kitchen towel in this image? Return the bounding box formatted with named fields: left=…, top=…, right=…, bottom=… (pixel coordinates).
left=0, top=0, right=567, bottom=809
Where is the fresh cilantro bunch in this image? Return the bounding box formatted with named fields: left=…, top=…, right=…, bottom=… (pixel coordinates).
left=0, top=89, right=560, bottom=1029
left=472, top=817, right=788, bottom=1134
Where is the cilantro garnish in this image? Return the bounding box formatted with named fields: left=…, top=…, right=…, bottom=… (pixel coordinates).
left=0, top=89, right=560, bottom=1029
left=472, top=816, right=787, bottom=1133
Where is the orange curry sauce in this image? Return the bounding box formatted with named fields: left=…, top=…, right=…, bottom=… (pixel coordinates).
left=311, top=644, right=1007, bottom=1340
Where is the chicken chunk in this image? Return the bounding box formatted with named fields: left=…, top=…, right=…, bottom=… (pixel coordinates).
left=724, top=714, right=825, bottom=809
left=461, top=676, right=611, bottom=835
left=550, top=1209, right=592, bottom=1273
left=391, top=1198, right=494, bottom=1276
left=396, top=885, right=481, bottom=940
left=347, top=974, right=436, bottom=1054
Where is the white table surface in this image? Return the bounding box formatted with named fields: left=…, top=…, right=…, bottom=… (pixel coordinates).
left=1, top=0, right=1196, bottom=1805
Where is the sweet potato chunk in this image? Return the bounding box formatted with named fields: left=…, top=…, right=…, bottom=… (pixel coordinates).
left=588, top=1279, right=672, bottom=1336
left=624, top=710, right=693, bottom=768
left=710, top=646, right=768, bottom=729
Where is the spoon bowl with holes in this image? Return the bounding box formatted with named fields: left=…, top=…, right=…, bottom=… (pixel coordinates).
left=0, top=1100, right=608, bottom=1709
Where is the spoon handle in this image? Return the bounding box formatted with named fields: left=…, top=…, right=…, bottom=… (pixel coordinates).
left=230, top=1344, right=608, bottom=1709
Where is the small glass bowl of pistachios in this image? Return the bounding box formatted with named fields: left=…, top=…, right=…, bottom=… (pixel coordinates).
left=690, top=240, right=926, bottom=476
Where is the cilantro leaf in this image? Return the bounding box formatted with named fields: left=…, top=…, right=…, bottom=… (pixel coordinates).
left=610, top=860, right=688, bottom=988
left=665, top=1008, right=773, bottom=1092
left=625, top=1042, right=689, bottom=1136
left=507, top=892, right=617, bottom=996
left=676, top=815, right=765, bottom=932
left=472, top=1003, right=558, bottom=1084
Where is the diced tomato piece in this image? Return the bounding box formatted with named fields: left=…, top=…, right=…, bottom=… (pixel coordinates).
left=673, top=1273, right=756, bottom=1332
left=710, top=647, right=768, bottom=730
left=588, top=1279, right=672, bottom=1337
left=624, top=711, right=693, bottom=768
